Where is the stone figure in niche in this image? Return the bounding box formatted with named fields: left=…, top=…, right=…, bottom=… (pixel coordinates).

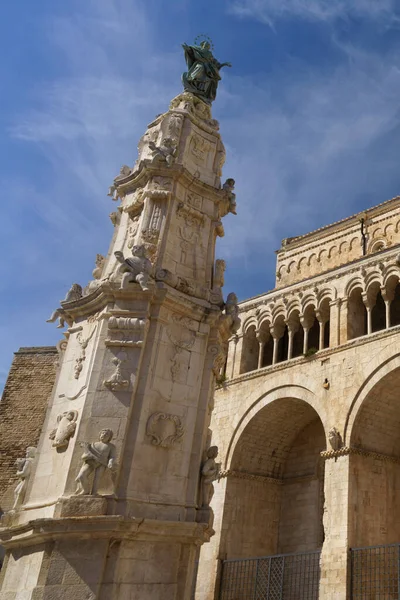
left=49, top=410, right=78, bottom=450
left=75, top=429, right=117, bottom=495
left=328, top=427, right=343, bottom=451
left=46, top=283, right=82, bottom=328
left=182, top=38, right=231, bottom=104
left=12, top=447, right=36, bottom=510
left=148, top=138, right=176, bottom=167
left=225, top=292, right=241, bottom=334
left=200, top=446, right=219, bottom=508
left=222, top=178, right=237, bottom=215
left=114, top=245, right=152, bottom=292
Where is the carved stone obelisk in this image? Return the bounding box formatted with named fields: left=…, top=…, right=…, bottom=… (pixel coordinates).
left=0, top=40, right=236, bottom=600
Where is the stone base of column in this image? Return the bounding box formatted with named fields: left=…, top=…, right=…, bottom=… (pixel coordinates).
left=0, top=516, right=213, bottom=600
left=319, top=545, right=349, bottom=600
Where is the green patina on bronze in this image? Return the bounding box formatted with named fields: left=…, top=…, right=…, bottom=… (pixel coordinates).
left=182, top=40, right=231, bottom=104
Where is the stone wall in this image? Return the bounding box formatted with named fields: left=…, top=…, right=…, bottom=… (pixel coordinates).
left=275, top=196, right=400, bottom=288
left=0, top=347, right=58, bottom=511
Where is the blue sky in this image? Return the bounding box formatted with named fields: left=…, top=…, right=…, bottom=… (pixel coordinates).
left=1, top=0, right=400, bottom=388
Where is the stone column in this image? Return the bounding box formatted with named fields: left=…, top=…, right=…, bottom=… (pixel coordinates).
left=0, top=91, right=236, bottom=600
left=339, top=298, right=349, bottom=344
left=271, top=331, right=280, bottom=365
left=256, top=329, right=268, bottom=369
left=226, top=335, right=239, bottom=379
left=362, top=292, right=374, bottom=335
left=328, top=299, right=341, bottom=347
left=319, top=453, right=351, bottom=600
left=381, top=286, right=393, bottom=329
left=231, top=334, right=244, bottom=378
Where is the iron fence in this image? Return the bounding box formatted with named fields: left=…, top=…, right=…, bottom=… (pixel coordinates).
left=351, top=543, right=400, bottom=599
left=219, top=549, right=321, bottom=600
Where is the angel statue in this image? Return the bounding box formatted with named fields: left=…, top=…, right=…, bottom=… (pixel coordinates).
left=182, top=37, right=231, bottom=104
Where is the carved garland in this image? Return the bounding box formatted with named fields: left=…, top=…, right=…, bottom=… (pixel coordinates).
left=321, top=446, right=400, bottom=464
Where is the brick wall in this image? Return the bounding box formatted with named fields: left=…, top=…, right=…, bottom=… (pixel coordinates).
left=0, top=347, right=58, bottom=511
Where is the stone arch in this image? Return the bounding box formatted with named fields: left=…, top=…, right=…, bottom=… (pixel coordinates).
left=344, top=353, right=400, bottom=445
left=225, top=385, right=324, bottom=470
left=242, top=315, right=257, bottom=335
left=220, top=387, right=326, bottom=560
left=345, top=356, right=400, bottom=548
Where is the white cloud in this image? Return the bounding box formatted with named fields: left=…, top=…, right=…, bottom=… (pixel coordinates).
left=229, top=0, right=398, bottom=26
left=3, top=0, right=400, bottom=392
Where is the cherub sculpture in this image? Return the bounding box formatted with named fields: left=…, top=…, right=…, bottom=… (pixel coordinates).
left=223, top=178, right=237, bottom=215
left=200, top=446, right=220, bottom=508
left=12, top=447, right=36, bottom=510
left=225, top=292, right=241, bottom=334
left=46, top=283, right=82, bottom=328
left=49, top=410, right=78, bottom=450
left=148, top=138, right=176, bottom=167
left=114, top=245, right=152, bottom=292
left=75, top=429, right=117, bottom=496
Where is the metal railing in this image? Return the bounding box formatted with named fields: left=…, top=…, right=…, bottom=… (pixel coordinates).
left=219, top=550, right=321, bottom=600
left=351, top=544, right=400, bottom=599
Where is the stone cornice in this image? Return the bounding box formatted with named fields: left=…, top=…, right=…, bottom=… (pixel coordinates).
left=321, top=446, right=400, bottom=464
left=0, top=516, right=213, bottom=549
left=279, top=195, right=400, bottom=252
left=238, top=244, right=400, bottom=314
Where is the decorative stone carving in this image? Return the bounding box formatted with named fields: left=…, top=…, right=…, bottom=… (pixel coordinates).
left=127, top=215, right=140, bottom=249
left=214, top=259, right=225, bottom=289
left=115, top=164, right=131, bottom=181
left=208, top=343, right=226, bottom=376
left=149, top=138, right=177, bottom=167
left=328, top=427, right=343, bottom=451
left=92, top=254, right=105, bottom=280
left=114, top=245, right=152, bottom=292
left=105, top=316, right=147, bottom=348
left=225, top=292, right=241, bottom=334
left=12, top=447, right=36, bottom=510
left=49, top=410, right=78, bottom=450
left=167, top=114, right=183, bottom=145
left=146, top=412, right=184, bottom=448
left=109, top=211, right=120, bottom=226
left=222, top=178, right=237, bottom=215
left=166, top=314, right=197, bottom=381
left=74, top=327, right=96, bottom=380
left=75, top=429, right=117, bottom=496
left=200, top=446, right=219, bottom=508
left=46, top=284, right=83, bottom=328
left=103, top=357, right=129, bottom=391
left=189, top=133, right=212, bottom=166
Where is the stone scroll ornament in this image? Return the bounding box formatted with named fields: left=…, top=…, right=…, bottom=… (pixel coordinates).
left=75, top=429, right=117, bottom=496
left=49, top=410, right=78, bottom=450
left=12, top=447, right=37, bottom=510
left=182, top=35, right=231, bottom=104
left=146, top=412, right=184, bottom=448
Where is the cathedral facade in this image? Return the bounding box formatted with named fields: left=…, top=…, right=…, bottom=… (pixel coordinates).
left=0, top=40, right=400, bottom=599
left=197, top=195, right=400, bottom=599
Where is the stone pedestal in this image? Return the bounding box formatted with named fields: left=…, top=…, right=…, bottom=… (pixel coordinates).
left=0, top=91, right=236, bottom=600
